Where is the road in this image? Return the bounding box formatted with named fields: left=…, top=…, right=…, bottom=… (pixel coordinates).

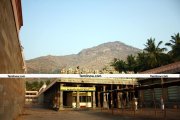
left=17, top=106, right=180, bottom=120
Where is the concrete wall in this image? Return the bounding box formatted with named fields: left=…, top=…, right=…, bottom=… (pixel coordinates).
left=0, top=0, right=25, bottom=119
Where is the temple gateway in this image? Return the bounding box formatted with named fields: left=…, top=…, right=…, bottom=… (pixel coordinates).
left=37, top=77, right=137, bottom=110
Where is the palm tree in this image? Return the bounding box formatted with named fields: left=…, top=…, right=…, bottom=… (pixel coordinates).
left=165, top=33, right=180, bottom=61
left=144, top=38, right=167, bottom=68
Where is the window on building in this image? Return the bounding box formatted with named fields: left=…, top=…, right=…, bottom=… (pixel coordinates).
left=80, top=96, right=86, bottom=102
left=87, top=96, right=91, bottom=102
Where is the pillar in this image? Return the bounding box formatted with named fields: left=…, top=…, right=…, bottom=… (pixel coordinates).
left=92, top=85, right=96, bottom=108
left=76, top=85, right=80, bottom=108
left=117, top=86, right=121, bottom=108
left=98, top=91, right=101, bottom=107
left=125, top=85, right=129, bottom=107
left=103, top=85, right=108, bottom=108
left=59, top=84, right=64, bottom=110
left=126, top=91, right=129, bottom=107
left=139, top=90, right=143, bottom=108
left=120, top=92, right=123, bottom=108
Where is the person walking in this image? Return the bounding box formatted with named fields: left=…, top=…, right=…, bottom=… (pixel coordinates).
left=160, top=96, right=164, bottom=111
left=134, top=98, right=138, bottom=111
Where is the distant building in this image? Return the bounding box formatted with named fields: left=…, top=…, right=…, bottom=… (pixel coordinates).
left=25, top=91, right=38, bottom=103
left=0, top=0, right=25, bottom=119
left=25, top=83, right=47, bottom=104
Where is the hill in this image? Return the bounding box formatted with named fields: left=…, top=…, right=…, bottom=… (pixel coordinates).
left=26, top=41, right=141, bottom=73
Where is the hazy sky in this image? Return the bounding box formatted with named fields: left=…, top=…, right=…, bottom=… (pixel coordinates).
left=20, top=0, right=180, bottom=60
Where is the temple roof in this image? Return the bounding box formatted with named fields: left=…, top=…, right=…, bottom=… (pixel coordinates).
left=140, top=61, right=180, bottom=74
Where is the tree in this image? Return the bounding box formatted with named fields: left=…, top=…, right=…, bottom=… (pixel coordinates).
left=126, top=54, right=137, bottom=72
left=111, top=36, right=174, bottom=73
left=39, top=81, right=44, bottom=88
left=26, top=81, right=40, bottom=91
left=165, top=33, right=180, bottom=61
left=144, top=38, right=167, bottom=68
left=46, top=80, right=51, bottom=85
left=111, top=59, right=127, bottom=73
left=26, top=81, right=31, bottom=91
left=31, top=81, right=39, bottom=91
left=136, top=51, right=149, bottom=72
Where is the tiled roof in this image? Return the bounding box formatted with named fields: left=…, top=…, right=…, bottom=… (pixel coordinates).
left=140, top=61, right=180, bottom=74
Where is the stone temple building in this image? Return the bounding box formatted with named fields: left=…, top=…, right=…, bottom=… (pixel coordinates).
left=37, top=68, right=137, bottom=110
left=0, top=0, right=26, bottom=120
left=37, top=62, right=180, bottom=110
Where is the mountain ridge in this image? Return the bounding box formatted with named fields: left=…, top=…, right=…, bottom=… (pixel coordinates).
left=26, top=41, right=141, bottom=73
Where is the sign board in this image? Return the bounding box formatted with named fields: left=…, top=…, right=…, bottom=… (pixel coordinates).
left=60, top=86, right=96, bottom=91
left=0, top=74, right=179, bottom=78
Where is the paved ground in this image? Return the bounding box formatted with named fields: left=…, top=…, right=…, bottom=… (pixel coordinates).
left=17, top=106, right=180, bottom=120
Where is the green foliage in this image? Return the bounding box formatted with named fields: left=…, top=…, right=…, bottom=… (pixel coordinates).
left=143, top=38, right=167, bottom=69
left=26, top=80, right=51, bottom=91
left=111, top=58, right=127, bottom=73
left=111, top=33, right=180, bottom=73
left=26, top=81, right=31, bottom=91
left=46, top=80, right=51, bottom=85
left=31, top=81, right=39, bottom=91
left=136, top=52, right=149, bottom=71
left=165, top=33, right=180, bottom=61
left=126, top=54, right=137, bottom=72
left=39, top=81, right=44, bottom=88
